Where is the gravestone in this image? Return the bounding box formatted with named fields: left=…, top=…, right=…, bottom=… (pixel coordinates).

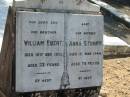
left=0, top=0, right=104, bottom=97
left=16, top=11, right=103, bottom=92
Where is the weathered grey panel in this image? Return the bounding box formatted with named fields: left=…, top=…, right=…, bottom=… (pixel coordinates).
left=16, top=12, right=65, bottom=92
left=16, top=11, right=103, bottom=92
left=66, top=14, right=103, bottom=89
left=15, top=0, right=100, bottom=12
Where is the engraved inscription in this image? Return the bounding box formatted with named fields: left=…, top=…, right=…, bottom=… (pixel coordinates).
left=16, top=12, right=103, bottom=92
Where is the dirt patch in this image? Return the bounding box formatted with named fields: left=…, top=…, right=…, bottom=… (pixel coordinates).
left=100, top=57, right=130, bottom=97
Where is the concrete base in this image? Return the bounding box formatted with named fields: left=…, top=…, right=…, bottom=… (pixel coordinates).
left=104, top=35, right=130, bottom=56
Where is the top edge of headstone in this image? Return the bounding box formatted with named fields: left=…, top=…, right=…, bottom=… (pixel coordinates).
left=15, top=0, right=100, bottom=12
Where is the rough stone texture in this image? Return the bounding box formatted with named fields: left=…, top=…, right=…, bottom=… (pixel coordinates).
left=90, top=0, right=130, bottom=27
left=0, top=7, right=15, bottom=97
left=15, top=0, right=100, bottom=12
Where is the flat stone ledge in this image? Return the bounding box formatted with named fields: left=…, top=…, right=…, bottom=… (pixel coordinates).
left=104, top=35, right=130, bottom=56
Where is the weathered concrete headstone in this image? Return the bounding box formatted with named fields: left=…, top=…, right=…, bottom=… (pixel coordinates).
left=16, top=11, right=103, bottom=92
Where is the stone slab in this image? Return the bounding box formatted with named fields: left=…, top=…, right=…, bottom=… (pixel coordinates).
left=15, top=0, right=100, bottom=12
left=103, top=35, right=130, bottom=55
left=16, top=11, right=65, bottom=92
left=16, top=11, right=103, bottom=92
left=66, top=14, right=103, bottom=89
left=103, top=35, right=129, bottom=46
